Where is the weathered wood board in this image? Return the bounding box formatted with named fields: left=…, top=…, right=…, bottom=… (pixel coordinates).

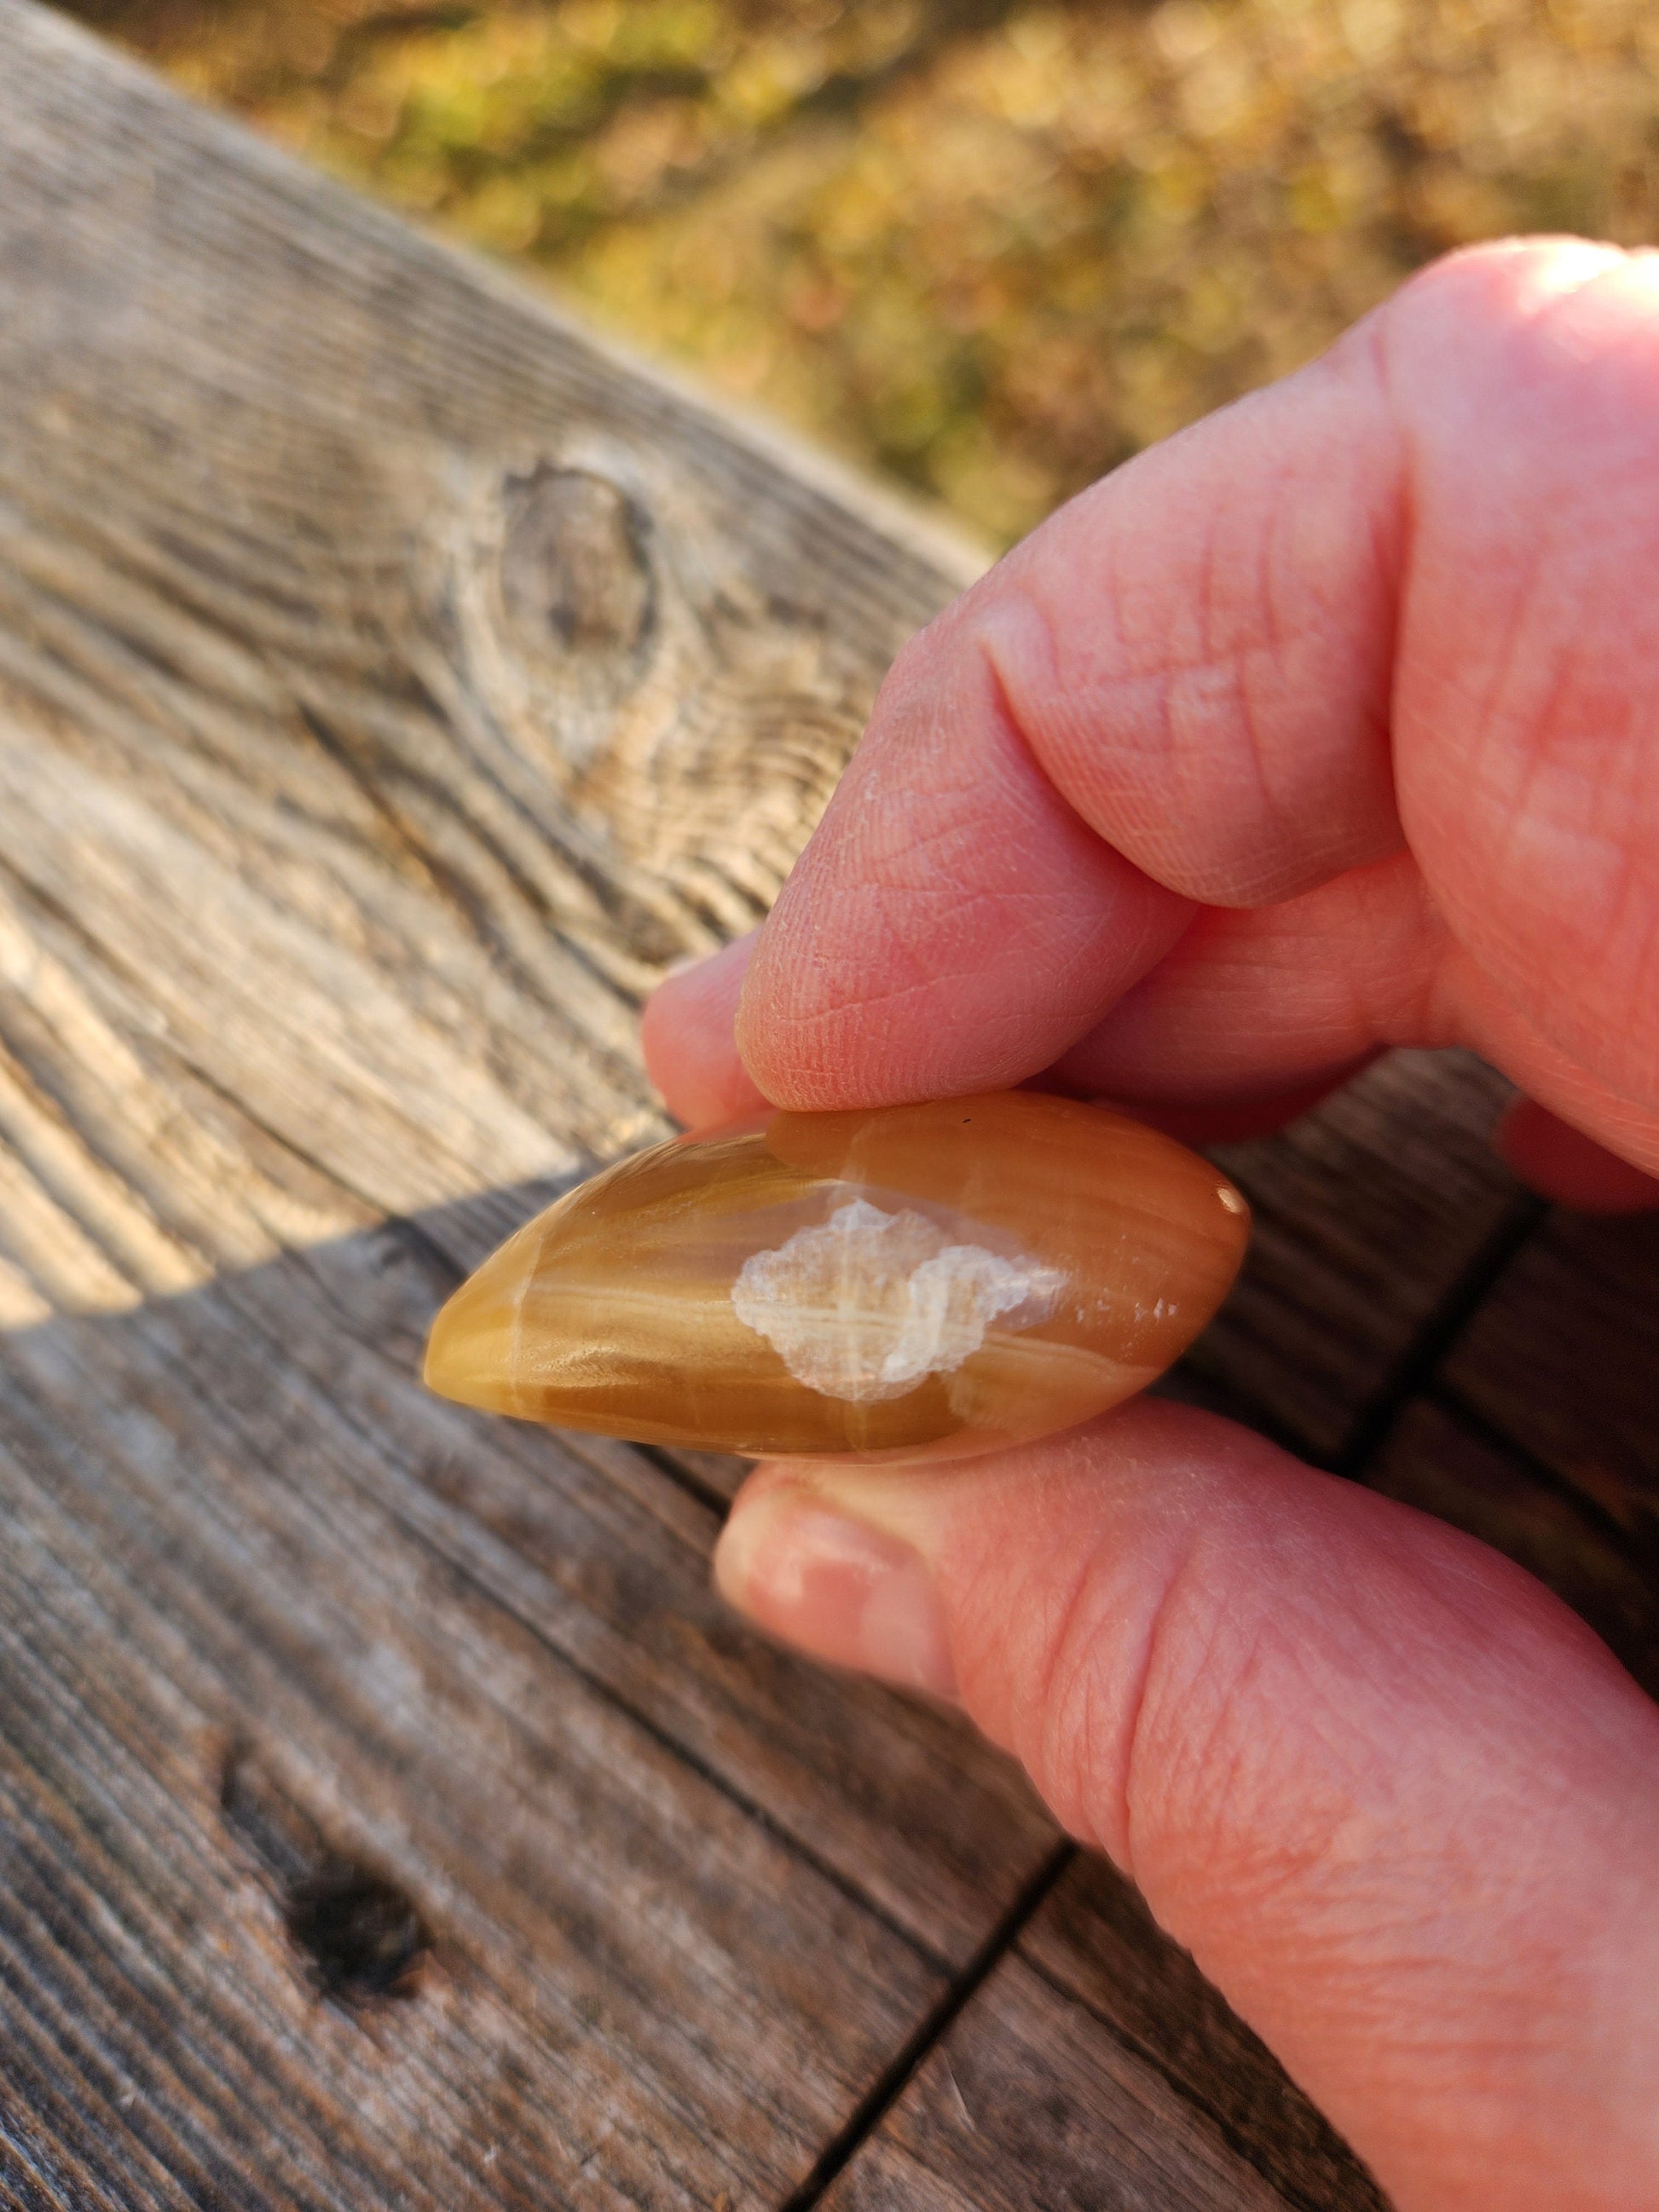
left=1197, top=1049, right=1529, bottom=1464
left=1447, top=1211, right=1659, bottom=1536
left=0, top=4, right=1654, bottom=2209
left=0, top=1282, right=946, bottom=2209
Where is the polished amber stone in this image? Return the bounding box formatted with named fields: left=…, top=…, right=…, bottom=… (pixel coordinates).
left=424, top=1091, right=1249, bottom=1462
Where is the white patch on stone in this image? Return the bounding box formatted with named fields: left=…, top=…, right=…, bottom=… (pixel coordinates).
left=731, top=1198, right=1067, bottom=1403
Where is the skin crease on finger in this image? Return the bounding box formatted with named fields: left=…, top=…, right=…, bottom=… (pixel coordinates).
left=639, top=236, right=1659, bottom=2209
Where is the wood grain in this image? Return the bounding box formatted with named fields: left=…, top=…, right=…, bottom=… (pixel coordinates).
left=0, top=3, right=1052, bottom=2198
left=0, top=1266, right=944, bottom=2210
left=0, top=0, right=983, bottom=1317
left=1019, top=1862, right=1387, bottom=2212
left=0, top=3, right=1653, bottom=2208
left=1195, top=1050, right=1523, bottom=1463
left=820, top=1947, right=1332, bottom=2212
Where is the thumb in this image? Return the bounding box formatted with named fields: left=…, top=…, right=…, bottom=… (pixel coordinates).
left=714, top=1399, right=1659, bottom=2212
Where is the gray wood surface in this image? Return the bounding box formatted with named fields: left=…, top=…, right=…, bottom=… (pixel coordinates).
left=0, top=4, right=1652, bottom=2208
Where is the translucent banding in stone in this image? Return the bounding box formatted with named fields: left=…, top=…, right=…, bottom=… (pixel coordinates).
left=423, top=1090, right=1250, bottom=1462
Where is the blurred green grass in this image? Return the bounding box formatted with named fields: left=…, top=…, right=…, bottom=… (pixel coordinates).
left=59, top=0, right=1659, bottom=545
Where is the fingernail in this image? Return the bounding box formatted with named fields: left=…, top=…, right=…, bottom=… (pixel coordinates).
left=714, top=1487, right=957, bottom=1701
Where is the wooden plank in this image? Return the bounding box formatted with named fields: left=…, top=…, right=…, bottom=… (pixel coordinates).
left=1193, top=1050, right=1523, bottom=1462
left=0, top=5, right=1065, bottom=2200
left=1367, top=1394, right=1659, bottom=1697
left=822, top=1849, right=1386, bottom=2212
left=819, top=1944, right=1343, bottom=2212
left=0, top=1, right=979, bottom=1190
left=1018, top=1860, right=1387, bottom=2212
left=0, top=1275, right=945, bottom=2210
left=1443, top=1210, right=1659, bottom=1543
left=0, top=0, right=1058, bottom=1932
left=0, top=0, right=985, bottom=1319
left=216, top=1192, right=1057, bottom=1967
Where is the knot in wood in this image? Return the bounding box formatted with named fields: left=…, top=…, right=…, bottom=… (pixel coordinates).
left=221, top=1748, right=431, bottom=2007
left=286, top=1860, right=430, bottom=2004
left=500, top=465, right=653, bottom=660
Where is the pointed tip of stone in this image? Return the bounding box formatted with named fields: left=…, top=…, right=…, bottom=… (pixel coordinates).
left=422, top=1220, right=543, bottom=1416
left=420, top=1281, right=480, bottom=1406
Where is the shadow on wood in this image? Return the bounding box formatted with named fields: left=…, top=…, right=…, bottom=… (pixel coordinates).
left=0, top=1173, right=1002, bottom=2207
left=0, top=6, right=1655, bottom=2206
left=0, top=1170, right=1385, bottom=2211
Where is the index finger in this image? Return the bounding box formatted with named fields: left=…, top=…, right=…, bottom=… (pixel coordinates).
left=733, top=269, right=1408, bottom=1108
left=734, top=238, right=1659, bottom=1115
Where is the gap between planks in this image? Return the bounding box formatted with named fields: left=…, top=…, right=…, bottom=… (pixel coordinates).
left=779, top=1840, right=1077, bottom=2211
left=1333, top=1189, right=1551, bottom=1482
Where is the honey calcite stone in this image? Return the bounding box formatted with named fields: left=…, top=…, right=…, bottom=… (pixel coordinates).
left=424, top=1091, right=1249, bottom=1462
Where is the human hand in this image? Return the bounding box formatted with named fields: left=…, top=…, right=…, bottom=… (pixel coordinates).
left=645, top=240, right=1659, bottom=2209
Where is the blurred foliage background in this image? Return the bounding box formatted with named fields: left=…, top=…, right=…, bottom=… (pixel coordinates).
left=55, top=0, right=1659, bottom=546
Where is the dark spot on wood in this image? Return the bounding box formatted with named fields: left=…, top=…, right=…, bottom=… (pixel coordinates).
left=286, top=1861, right=430, bottom=2003
left=500, top=464, right=654, bottom=659
left=220, top=1745, right=431, bottom=2005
